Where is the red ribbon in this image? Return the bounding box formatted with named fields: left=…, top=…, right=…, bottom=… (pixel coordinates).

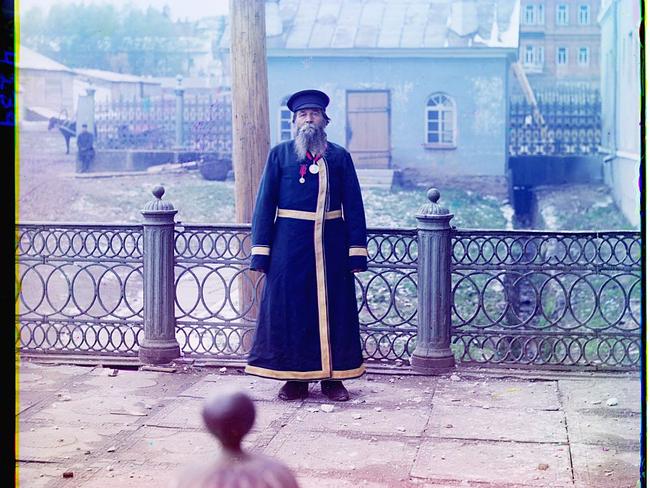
left=306, top=151, right=322, bottom=163
left=299, top=164, right=307, bottom=178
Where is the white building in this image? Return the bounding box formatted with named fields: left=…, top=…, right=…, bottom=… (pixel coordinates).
left=598, top=0, right=641, bottom=227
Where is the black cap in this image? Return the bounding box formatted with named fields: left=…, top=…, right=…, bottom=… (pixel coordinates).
left=287, top=89, right=330, bottom=113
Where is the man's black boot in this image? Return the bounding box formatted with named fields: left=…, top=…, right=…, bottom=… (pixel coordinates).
left=278, top=381, right=309, bottom=401
left=321, top=380, right=350, bottom=401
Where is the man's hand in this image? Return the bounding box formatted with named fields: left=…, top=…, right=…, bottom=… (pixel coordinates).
left=350, top=269, right=362, bottom=273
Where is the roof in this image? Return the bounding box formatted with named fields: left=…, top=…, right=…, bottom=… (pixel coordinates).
left=74, top=68, right=160, bottom=85
left=154, top=76, right=223, bottom=90
left=218, top=0, right=520, bottom=52
left=18, top=45, right=73, bottom=72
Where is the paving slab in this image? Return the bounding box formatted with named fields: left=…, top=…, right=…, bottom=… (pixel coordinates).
left=110, top=425, right=256, bottom=466
left=287, top=403, right=430, bottom=437
left=564, top=407, right=640, bottom=449
left=146, top=396, right=299, bottom=433
left=16, top=461, right=67, bottom=488
left=74, top=461, right=183, bottom=488
left=296, top=475, right=391, bottom=488
left=17, top=389, right=50, bottom=415
left=558, top=377, right=641, bottom=411
left=18, top=362, right=94, bottom=392
left=570, top=442, right=641, bottom=488
left=425, top=404, right=567, bottom=443
left=82, top=367, right=197, bottom=397
left=411, top=439, right=573, bottom=487
left=28, top=394, right=156, bottom=427
left=434, top=376, right=560, bottom=410
left=266, top=430, right=419, bottom=482
left=324, top=375, right=436, bottom=406
left=178, top=373, right=282, bottom=402
left=18, top=421, right=138, bottom=463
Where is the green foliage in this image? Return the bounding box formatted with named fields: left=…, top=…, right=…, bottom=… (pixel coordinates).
left=361, top=187, right=507, bottom=229
left=21, top=3, right=188, bottom=76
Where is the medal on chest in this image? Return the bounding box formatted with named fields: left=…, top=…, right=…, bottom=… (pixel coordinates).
left=306, top=151, right=321, bottom=176
left=298, top=164, right=307, bottom=184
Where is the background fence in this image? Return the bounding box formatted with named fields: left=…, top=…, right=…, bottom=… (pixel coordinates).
left=509, top=88, right=601, bottom=157
left=17, top=219, right=640, bottom=371
left=95, top=90, right=232, bottom=156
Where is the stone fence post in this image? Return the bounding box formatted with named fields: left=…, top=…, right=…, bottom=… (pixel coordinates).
left=174, top=75, right=185, bottom=148
left=410, top=188, right=456, bottom=374
left=139, top=186, right=181, bottom=364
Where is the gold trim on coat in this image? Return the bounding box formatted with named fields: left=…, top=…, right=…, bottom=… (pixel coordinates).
left=244, top=364, right=366, bottom=380
left=251, top=246, right=271, bottom=256
left=277, top=208, right=342, bottom=221
left=349, top=247, right=368, bottom=257
left=314, top=157, right=332, bottom=374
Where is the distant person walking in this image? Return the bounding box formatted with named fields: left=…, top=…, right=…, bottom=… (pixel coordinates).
left=77, top=123, right=95, bottom=173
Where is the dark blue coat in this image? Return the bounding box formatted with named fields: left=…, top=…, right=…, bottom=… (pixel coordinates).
left=245, top=140, right=368, bottom=381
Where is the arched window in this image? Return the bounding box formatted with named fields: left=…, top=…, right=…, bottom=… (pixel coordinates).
left=425, top=93, right=456, bottom=147
left=279, top=96, right=292, bottom=142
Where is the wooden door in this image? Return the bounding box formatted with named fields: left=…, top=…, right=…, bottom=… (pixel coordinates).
left=346, top=91, right=391, bottom=168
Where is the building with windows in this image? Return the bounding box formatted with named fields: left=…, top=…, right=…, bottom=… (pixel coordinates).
left=598, top=0, right=640, bottom=226
left=217, top=0, right=520, bottom=177
left=518, top=0, right=600, bottom=88
left=18, top=45, right=76, bottom=120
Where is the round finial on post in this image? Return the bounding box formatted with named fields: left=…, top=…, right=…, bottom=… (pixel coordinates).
left=427, top=188, right=441, bottom=204
left=417, top=187, right=451, bottom=218
left=202, top=392, right=255, bottom=453
left=143, top=185, right=176, bottom=213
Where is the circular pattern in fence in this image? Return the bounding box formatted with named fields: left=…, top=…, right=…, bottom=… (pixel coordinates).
left=18, top=320, right=141, bottom=353
left=452, top=333, right=639, bottom=367
left=176, top=323, right=252, bottom=357
left=174, top=264, right=263, bottom=322
left=355, top=269, right=417, bottom=328
left=360, top=329, right=416, bottom=360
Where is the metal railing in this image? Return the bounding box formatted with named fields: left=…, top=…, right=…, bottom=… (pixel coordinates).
left=94, top=90, right=232, bottom=153
left=16, top=190, right=641, bottom=371
left=451, top=230, right=641, bottom=369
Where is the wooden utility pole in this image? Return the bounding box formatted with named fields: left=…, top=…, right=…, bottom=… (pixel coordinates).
left=229, top=0, right=270, bottom=337
left=230, top=0, right=270, bottom=223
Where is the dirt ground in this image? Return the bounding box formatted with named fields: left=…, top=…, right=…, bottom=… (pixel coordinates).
left=17, top=122, right=635, bottom=231
left=17, top=122, right=196, bottom=222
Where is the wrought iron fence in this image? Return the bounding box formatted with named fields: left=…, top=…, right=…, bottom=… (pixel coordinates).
left=95, top=90, right=232, bottom=153
left=16, top=222, right=641, bottom=370
left=95, top=96, right=175, bottom=149
left=16, top=223, right=144, bottom=354
left=451, top=230, right=641, bottom=369
left=509, top=88, right=601, bottom=156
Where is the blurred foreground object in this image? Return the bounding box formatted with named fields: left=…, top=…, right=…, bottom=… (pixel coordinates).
left=172, top=391, right=300, bottom=488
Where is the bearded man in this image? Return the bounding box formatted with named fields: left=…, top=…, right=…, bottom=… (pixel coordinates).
left=245, top=89, right=368, bottom=402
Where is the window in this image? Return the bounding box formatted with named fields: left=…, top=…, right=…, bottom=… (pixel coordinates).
left=523, top=4, right=545, bottom=25
left=537, top=4, right=545, bottom=25
left=279, top=96, right=292, bottom=142
left=556, top=4, right=569, bottom=25
left=523, top=5, right=535, bottom=24
left=578, top=5, right=590, bottom=25
left=523, top=45, right=544, bottom=68
left=425, top=93, right=456, bottom=147
left=524, top=45, right=535, bottom=65
left=557, top=47, right=568, bottom=65
left=578, top=47, right=589, bottom=65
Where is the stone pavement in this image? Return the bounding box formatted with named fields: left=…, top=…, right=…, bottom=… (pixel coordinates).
left=16, top=359, right=641, bottom=488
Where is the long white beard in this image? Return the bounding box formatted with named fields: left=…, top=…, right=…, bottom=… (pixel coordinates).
left=294, top=123, right=328, bottom=160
